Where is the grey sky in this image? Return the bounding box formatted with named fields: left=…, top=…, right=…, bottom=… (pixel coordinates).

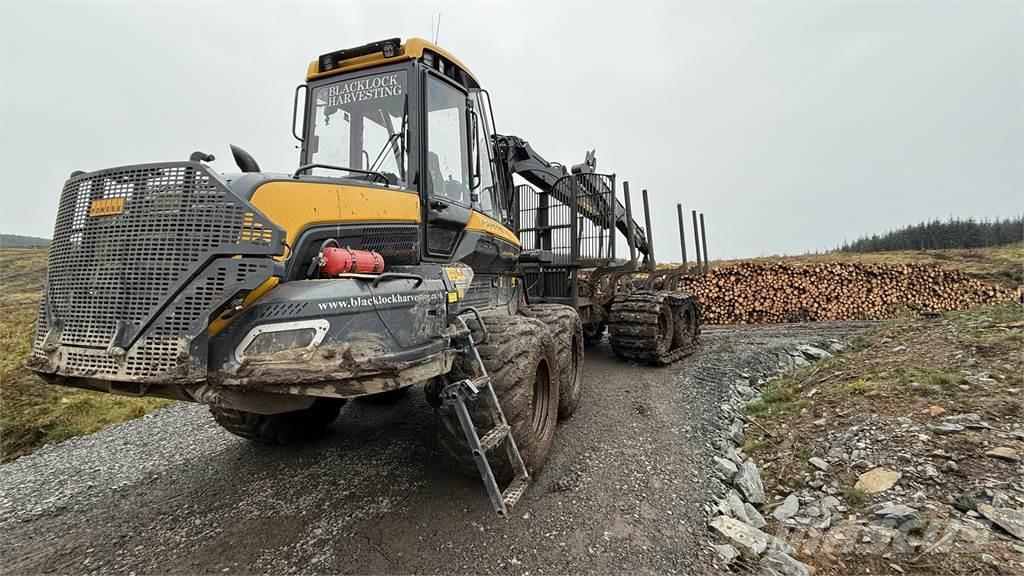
left=1, top=1, right=1020, bottom=259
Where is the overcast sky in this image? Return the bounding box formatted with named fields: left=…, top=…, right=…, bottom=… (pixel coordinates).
left=1, top=1, right=1020, bottom=259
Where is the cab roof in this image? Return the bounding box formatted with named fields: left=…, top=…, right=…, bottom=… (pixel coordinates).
left=306, top=37, right=479, bottom=87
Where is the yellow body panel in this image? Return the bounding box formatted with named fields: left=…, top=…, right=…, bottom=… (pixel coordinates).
left=249, top=181, right=421, bottom=248
left=208, top=277, right=279, bottom=337
left=306, top=37, right=479, bottom=85
left=465, top=211, right=521, bottom=247
left=209, top=181, right=521, bottom=336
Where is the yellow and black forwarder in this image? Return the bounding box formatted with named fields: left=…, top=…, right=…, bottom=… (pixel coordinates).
left=28, top=38, right=702, bottom=515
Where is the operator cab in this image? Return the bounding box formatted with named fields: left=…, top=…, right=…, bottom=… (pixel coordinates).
left=296, top=38, right=512, bottom=259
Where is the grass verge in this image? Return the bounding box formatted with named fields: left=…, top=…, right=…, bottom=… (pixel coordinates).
left=0, top=247, right=171, bottom=462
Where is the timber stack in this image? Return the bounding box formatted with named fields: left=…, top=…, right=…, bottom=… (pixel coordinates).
left=673, top=262, right=1020, bottom=324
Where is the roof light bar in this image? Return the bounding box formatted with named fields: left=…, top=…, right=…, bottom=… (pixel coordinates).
left=318, top=38, right=402, bottom=72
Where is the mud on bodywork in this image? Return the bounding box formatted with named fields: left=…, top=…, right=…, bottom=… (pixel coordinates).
left=206, top=266, right=461, bottom=399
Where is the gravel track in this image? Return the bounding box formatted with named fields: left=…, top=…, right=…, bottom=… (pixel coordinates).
left=0, top=322, right=871, bottom=575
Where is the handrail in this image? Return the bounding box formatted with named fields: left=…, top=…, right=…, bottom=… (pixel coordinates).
left=292, top=163, right=389, bottom=185
left=371, top=272, right=424, bottom=288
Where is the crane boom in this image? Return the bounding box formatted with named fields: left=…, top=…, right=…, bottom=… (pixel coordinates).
left=494, top=135, right=651, bottom=258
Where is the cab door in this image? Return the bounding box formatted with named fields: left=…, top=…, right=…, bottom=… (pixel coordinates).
left=422, top=72, right=472, bottom=259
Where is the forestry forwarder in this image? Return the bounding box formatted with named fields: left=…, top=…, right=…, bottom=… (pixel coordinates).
left=27, top=38, right=701, bottom=516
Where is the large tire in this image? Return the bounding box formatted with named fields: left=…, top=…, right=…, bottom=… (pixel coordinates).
left=359, top=386, right=411, bottom=405
left=210, top=397, right=344, bottom=445
left=522, top=303, right=584, bottom=419
left=437, top=314, right=560, bottom=480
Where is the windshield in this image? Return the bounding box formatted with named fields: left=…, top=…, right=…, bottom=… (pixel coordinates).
left=309, top=69, right=407, bottom=185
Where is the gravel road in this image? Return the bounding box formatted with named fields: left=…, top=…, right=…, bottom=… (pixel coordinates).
left=0, top=322, right=872, bottom=575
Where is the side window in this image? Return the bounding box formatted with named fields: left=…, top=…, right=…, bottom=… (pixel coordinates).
left=473, top=92, right=502, bottom=222
left=426, top=76, right=469, bottom=204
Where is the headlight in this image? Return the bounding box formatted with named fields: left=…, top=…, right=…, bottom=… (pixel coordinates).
left=235, top=319, right=329, bottom=362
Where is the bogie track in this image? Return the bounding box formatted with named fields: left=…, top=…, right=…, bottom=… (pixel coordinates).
left=608, top=291, right=701, bottom=365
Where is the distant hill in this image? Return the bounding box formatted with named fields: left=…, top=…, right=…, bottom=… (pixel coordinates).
left=0, top=234, right=50, bottom=247
left=839, top=216, right=1022, bottom=253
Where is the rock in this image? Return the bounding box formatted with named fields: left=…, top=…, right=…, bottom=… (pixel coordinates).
left=767, top=534, right=797, bottom=555
left=809, top=457, right=829, bottom=471
left=714, top=457, right=739, bottom=482
left=891, top=345, right=907, bottom=353
left=721, top=443, right=743, bottom=465
left=709, top=515, right=768, bottom=558
left=728, top=419, right=745, bottom=445
left=930, top=423, right=964, bottom=435
left=928, top=406, right=946, bottom=417
left=984, top=447, right=1020, bottom=462
left=777, top=352, right=795, bottom=372
left=813, top=418, right=827, bottom=427
left=855, top=467, right=901, bottom=494
left=874, top=504, right=923, bottom=530
left=714, top=544, right=739, bottom=563
left=797, top=344, right=831, bottom=361
left=737, top=385, right=757, bottom=400
left=735, top=460, right=766, bottom=504
left=977, top=504, right=1024, bottom=541
left=773, top=494, right=800, bottom=521
left=717, top=490, right=751, bottom=523
left=944, top=413, right=981, bottom=422
left=759, top=550, right=810, bottom=576
left=744, top=502, right=767, bottom=528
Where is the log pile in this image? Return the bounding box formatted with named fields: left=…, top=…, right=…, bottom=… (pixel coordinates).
left=673, top=262, right=1021, bottom=324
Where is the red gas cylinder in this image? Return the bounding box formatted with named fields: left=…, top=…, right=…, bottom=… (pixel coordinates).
left=319, top=247, right=385, bottom=276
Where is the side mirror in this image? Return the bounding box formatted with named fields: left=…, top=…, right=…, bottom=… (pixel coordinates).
left=292, top=85, right=307, bottom=142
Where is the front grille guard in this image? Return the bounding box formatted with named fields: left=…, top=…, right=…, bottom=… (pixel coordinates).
left=30, top=161, right=285, bottom=383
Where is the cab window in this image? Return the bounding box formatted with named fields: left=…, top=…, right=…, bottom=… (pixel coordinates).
left=426, top=76, right=469, bottom=204
left=309, top=69, right=407, bottom=185
left=473, top=92, right=503, bottom=222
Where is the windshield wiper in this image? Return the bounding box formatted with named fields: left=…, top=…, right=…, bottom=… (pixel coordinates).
left=369, top=94, right=408, bottom=179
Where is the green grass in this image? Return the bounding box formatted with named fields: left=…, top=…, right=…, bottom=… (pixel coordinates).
left=743, top=438, right=769, bottom=456
left=745, top=381, right=811, bottom=417
left=845, top=335, right=874, bottom=353
left=926, top=372, right=967, bottom=392
left=0, top=247, right=171, bottom=462
left=842, top=487, right=867, bottom=506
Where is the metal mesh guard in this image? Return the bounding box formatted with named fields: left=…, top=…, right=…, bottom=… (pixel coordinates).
left=32, top=162, right=283, bottom=381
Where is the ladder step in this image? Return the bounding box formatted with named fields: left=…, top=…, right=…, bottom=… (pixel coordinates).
left=478, top=424, right=510, bottom=452
left=468, top=376, right=491, bottom=391
left=502, top=475, right=530, bottom=509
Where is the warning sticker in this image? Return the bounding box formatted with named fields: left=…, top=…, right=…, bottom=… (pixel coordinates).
left=444, top=267, right=470, bottom=283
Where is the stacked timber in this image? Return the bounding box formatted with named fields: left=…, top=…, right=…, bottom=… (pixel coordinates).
left=671, top=262, right=1020, bottom=324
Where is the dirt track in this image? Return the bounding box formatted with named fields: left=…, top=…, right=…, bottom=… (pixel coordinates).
left=0, top=322, right=872, bottom=575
